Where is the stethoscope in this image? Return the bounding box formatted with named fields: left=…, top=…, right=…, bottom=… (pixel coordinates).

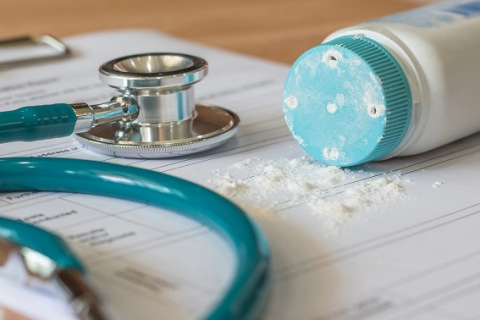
left=0, top=52, right=240, bottom=157
left=0, top=53, right=270, bottom=320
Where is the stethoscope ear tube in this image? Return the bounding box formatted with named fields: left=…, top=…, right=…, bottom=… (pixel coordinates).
left=0, top=157, right=271, bottom=320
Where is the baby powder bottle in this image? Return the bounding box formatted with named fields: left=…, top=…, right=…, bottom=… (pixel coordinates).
left=283, top=0, right=480, bottom=167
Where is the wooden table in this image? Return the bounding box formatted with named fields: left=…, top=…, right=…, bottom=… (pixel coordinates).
left=1, top=0, right=428, bottom=64
left=0, top=0, right=434, bottom=319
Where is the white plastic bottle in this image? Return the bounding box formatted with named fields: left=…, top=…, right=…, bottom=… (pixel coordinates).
left=283, top=0, right=480, bottom=167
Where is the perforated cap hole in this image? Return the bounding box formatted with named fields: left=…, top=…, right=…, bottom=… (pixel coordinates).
left=367, top=105, right=385, bottom=118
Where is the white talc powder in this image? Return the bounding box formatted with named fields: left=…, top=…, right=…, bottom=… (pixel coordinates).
left=432, top=181, right=443, bottom=188
left=207, top=157, right=407, bottom=229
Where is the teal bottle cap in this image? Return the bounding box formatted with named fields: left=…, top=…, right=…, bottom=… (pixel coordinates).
left=283, top=36, right=412, bottom=167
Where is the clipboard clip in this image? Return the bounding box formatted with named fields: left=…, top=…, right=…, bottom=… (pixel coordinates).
left=0, top=34, right=70, bottom=67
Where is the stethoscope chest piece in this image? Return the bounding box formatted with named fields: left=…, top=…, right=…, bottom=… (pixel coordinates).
left=75, top=53, right=240, bottom=158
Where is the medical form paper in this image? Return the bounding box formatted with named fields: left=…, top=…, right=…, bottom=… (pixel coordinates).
left=1, top=30, right=480, bottom=320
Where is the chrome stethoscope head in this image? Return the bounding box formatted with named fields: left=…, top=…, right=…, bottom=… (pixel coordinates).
left=75, top=53, right=240, bottom=158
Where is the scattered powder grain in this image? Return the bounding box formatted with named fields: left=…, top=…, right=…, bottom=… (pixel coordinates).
left=207, top=157, right=407, bottom=228
left=432, top=181, right=443, bottom=188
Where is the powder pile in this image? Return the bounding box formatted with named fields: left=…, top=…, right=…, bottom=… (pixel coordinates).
left=208, top=157, right=406, bottom=228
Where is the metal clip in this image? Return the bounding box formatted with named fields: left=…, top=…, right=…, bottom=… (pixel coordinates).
left=0, top=34, right=70, bottom=67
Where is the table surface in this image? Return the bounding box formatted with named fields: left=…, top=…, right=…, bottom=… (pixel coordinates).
left=0, top=0, right=433, bottom=319
left=0, top=0, right=429, bottom=64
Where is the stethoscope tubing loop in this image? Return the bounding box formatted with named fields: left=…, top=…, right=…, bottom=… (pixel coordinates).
left=0, top=157, right=271, bottom=320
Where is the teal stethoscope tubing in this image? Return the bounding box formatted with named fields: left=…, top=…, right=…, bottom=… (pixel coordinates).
left=0, top=157, right=271, bottom=320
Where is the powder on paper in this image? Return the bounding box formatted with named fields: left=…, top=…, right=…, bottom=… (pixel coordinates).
left=432, top=181, right=443, bottom=188
left=207, top=157, right=406, bottom=229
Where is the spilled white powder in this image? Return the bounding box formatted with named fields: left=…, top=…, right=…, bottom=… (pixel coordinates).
left=207, top=157, right=407, bottom=229
left=336, top=93, right=345, bottom=107
left=432, top=181, right=443, bottom=188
